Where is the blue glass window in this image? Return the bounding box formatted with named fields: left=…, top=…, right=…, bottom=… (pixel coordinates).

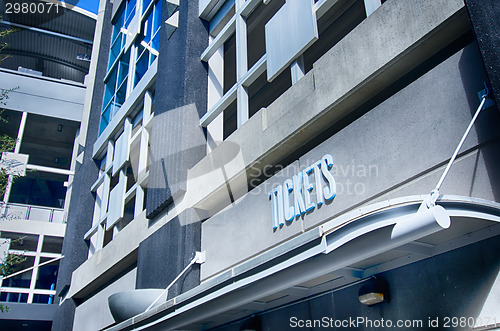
left=100, top=0, right=137, bottom=135
left=134, top=0, right=161, bottom=87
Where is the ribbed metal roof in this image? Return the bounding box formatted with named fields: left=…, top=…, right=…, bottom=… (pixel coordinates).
left=0, top=0, right=96, bottom=83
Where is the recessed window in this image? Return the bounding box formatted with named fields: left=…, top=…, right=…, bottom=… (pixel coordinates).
left=135, top=0, right=162, bottom=87
left=35, top=257, right=60, bottom=290
left=0, top=292, right=28, bottom=303
left=246, top=0, right=285, bottom=69
left=1, top=256, right=35, bottom=289
left=41, top=236, right=63, bottom=254
left=224, top=34, right=236, bottom=94
left=1, top=232, right=38, bottom=251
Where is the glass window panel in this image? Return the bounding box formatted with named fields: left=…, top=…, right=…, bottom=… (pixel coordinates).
left=116, top=82, right=127, bottom=109
left=113, top=5, right=125, bottom=27
left=152, top=30, right=160, bottom=52
left=112, top=7, right=125, bottom=42
left=35, top=258, right=59, bottom=290
left=100, top=104, right=111, bottom=131
left=1, top=256, right=35, bottom=289
left=110, top=100, right=121, bottom=120
left=150, top=53, right=157, bottom=65
left=125, top=0, right=137, bottom=28
left=142, top=0, right=152, bottom=14
left=104, top=66, right=117, bottom=107
left=1, top=232, right=38, bottom=251
left=109, top=36, right=123, bottom=68
left=135, top=49, right=149, bottom=86
left=0, top=292, right=28, bottom=303
left=118, top=52, right=130, bottom=86
left=153, top=0, right=162, bottom=34
left=33, top=294, right=51, bottom=304
left=41, top=236, right=63, bottom=254
left=9, top=173, right=67, bottom=209
left=144, top=14, right=153, bottom=43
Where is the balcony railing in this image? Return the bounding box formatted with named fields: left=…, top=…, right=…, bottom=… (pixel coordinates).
left=2, top=203, right=65, bottom=223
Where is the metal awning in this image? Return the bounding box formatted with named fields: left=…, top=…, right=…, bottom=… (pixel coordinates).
left=105, top=195, right=500, bottom=331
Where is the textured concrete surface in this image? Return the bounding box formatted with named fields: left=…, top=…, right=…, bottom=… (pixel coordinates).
left=201, top=42, right=500, bottom=280
left=187, top=0, right=469, bottom=216
left=146, top=0, right=208, bottom=219
left=136, top=208, right=201, bottom=298
left=51, top=0, right=113, bottom=330
left=73, top=267, right=137, bottom=331
left=465, top=0, right=500, bottom=104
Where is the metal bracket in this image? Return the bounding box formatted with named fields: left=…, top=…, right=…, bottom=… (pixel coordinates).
left=195, top=251, right=206, bottom=264
left=477, top=82, right=495, bottom=110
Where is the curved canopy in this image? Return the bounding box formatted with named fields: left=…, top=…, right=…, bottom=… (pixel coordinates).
left=104, top=195, right=500, bottom=330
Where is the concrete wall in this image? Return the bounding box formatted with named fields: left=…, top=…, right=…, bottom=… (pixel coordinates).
left=145, top=0, right=208, bottom=219
left=465, top=0, right=500, bottom=104
left=73, top=267, right=137, bottom=331
left=136, top=208, right=201, bottom=298
left=0, top=69, right=85, bottom=122
left=211, top=234, right=500, bottom=331
left=201, top=42, right=500, bottom=280
left=185, top=0, right=470, bottom=215
left=52, top=0, right=113, bottom=329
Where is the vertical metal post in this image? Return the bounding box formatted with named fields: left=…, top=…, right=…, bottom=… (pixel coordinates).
left=235, top=0, right=249, bottom=128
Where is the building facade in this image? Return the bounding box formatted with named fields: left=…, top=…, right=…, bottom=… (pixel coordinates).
left=55, top=0, right=500, bottom=330
left=0, top=2, right=96, bottom=330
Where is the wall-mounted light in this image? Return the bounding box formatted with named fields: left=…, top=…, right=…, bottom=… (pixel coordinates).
left=358, top=278, right=389, bottom=306
left=57, top=124, right=63, bottom=132
left=54, top=157, right=60, bottom=164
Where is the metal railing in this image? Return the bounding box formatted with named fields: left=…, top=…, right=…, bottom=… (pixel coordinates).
left=1, top=203, right=65, bottom=223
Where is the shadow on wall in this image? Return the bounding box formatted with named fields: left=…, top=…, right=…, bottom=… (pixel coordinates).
left=147, top=102, right=254, bottom=224
left=459, top=42, right=500, bottom=202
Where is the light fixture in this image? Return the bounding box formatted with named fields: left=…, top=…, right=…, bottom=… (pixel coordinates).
left=391, top=85, right=492, bottom=240
left=57, top=124, right=63, bottom=132
left=358, top=278, right=389, bottom=306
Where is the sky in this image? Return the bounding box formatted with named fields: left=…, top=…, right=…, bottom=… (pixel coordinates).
left=64, top=0, right=100, bottom=14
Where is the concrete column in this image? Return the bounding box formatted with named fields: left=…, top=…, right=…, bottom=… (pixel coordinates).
left=146, top=0, right=208, bottom=219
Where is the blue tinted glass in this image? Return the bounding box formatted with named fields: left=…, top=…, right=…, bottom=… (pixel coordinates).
left=152, top=31, right=160, bottom=51
left=153, top=0, right=162, bottom=33
left=100, top=105, right=111, bottom=134
left=135, top=49, right=149, bottom=86
left=113, top=5, right=125, bottom=28
left=111, top=24, right=122, bottom=46
left=108, top=35, right=123, bottom=69
left=144, top=13, right=153, bottom=43
left=118, top=52, right=130, bottom=86
left=125, top=0, right=137, bottom=28
left=33, top=294, right=50, bottom=304
left=103, top=67, right=117, bottom=107
left=142, top=0, right=152, bottom=14
left=150, top=53, right=156, bottom=65
left=116, top=82, right=127, bottom=107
